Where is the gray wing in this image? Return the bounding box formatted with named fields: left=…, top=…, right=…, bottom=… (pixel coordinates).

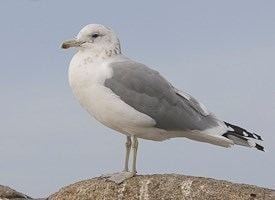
left=105, top=60, right=219, bottom=131
left=173, top=88, right=210, bottom=116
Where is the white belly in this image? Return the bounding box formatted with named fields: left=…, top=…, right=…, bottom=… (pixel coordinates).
left=68, top=53, right=157, bottom=137
left=75, top=84, right=156, bottom=133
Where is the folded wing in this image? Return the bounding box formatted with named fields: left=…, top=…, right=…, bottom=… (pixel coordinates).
left=105, top=60, right=219, bottom=131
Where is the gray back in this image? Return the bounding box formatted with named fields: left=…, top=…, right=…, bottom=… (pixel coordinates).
left=105, top=60, right=219, bottom=131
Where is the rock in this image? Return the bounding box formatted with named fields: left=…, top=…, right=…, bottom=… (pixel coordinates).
left=0, top=185, right=47, bottom=200
left=49, top=174, right=275, bottom=200
left=0, top=185, right=32, bottom=200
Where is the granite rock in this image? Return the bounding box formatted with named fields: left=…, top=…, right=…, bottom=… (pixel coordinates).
left=49, top=174, right=275, bottom=200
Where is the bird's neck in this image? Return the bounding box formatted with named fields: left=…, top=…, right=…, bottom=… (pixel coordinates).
left=79, top=44, right=121, bottom=60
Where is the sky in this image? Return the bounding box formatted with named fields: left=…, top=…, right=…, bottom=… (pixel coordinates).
left=0, top=0, right=275, bottom=198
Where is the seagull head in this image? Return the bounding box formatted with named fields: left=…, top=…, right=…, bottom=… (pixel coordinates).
left=62, top=24, right=121, bottom=56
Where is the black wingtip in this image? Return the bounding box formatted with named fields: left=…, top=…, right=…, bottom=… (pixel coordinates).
left=224, top=121, right=263, bottom=141
left=254, top=133, right=263, bottom=141
left=255, top=143, right=265, bottom=152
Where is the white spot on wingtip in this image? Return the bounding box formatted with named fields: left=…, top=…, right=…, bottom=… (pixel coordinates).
left=181, top=179, right=193, bottom=197
left=242, top=131, right=249, bottom=137
left=227, top=126, right=234, bottom=132
left=248, top=140, right=256, bottom=148
left=139, top=178, right=151, bottom=200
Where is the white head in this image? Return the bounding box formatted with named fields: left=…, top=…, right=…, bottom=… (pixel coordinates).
left=62, top=24, right=121, bottom=56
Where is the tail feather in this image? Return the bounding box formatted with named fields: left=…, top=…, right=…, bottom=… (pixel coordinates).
left=222, top=121, right=264, bottom=151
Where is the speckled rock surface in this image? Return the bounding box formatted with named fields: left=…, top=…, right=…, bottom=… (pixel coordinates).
left=0, top=184, right=32, bottom=200
left=0, top=184, right=48, bottom=200
left=49, top=174, right=275, bottom=200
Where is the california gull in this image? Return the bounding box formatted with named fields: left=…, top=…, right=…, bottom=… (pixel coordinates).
left=61, top=24, right=264, bottom=183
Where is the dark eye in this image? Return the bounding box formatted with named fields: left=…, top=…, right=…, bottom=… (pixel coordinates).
left=91, top=33, right=99, bottom=38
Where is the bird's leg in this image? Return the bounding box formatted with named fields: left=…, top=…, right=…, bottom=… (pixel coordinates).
left=102, top=136, right=136, bottom=184
left=123, top=136, right=131, bottom=172
left=131, top=136, right=138, bottom=174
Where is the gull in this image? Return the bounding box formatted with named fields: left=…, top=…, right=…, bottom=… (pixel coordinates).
left=61, top=24, right=264, bottom=183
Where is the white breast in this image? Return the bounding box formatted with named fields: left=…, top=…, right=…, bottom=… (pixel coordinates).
left=68, top=52, right=156, bottom=135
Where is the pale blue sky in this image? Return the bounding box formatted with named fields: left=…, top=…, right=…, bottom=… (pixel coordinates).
left=0, top=0, right=275, bottom=197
